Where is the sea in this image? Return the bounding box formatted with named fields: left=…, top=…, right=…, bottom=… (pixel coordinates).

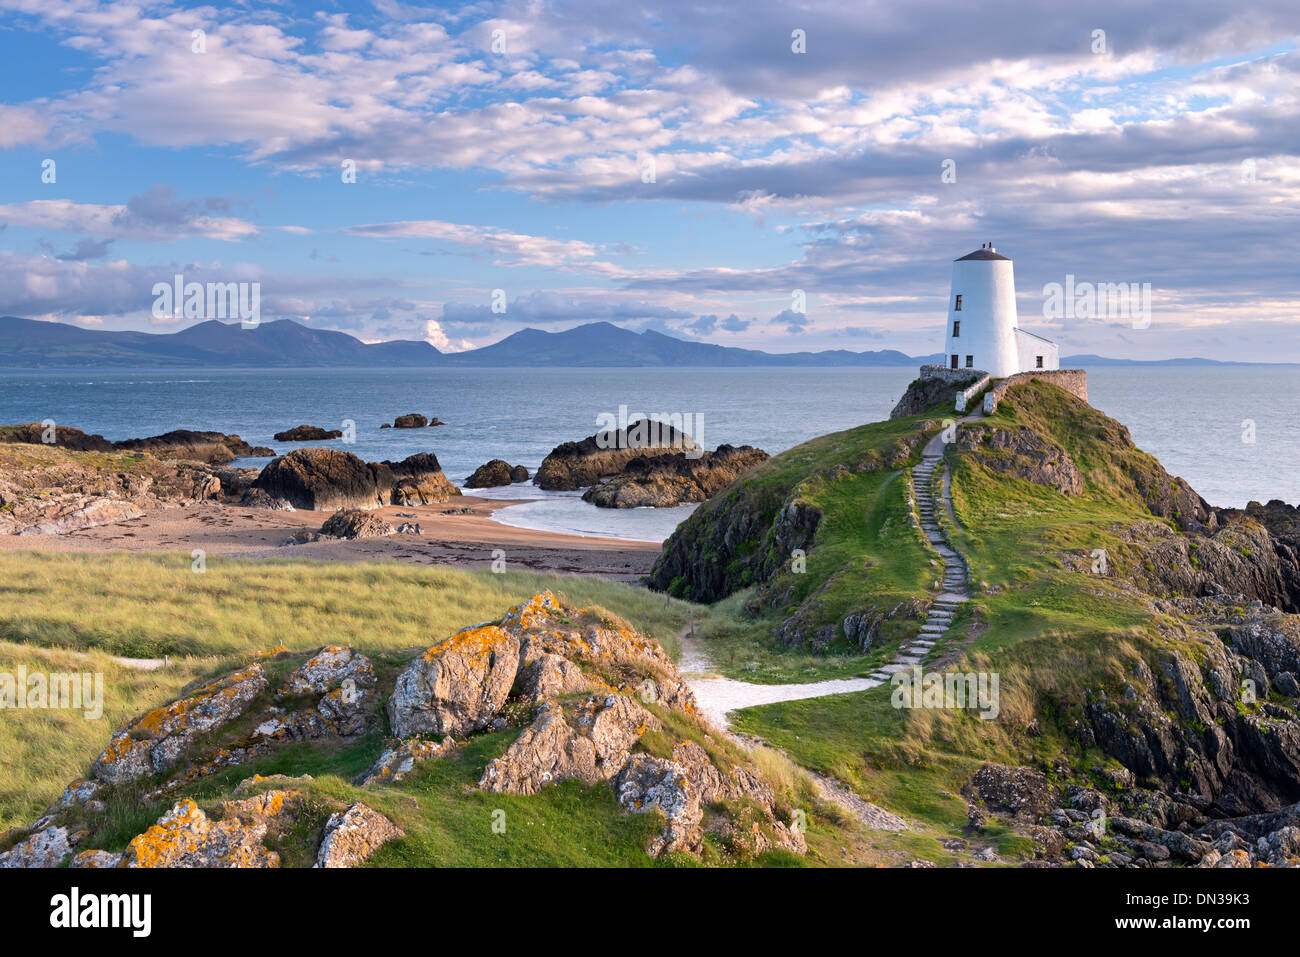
left=2, top=366, right=1297, bottom=542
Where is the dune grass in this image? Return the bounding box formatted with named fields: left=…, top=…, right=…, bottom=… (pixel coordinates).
left=0, top=550, right=696, bottom=833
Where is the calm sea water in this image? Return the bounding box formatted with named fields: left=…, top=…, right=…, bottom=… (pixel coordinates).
left=1, top=366, right=1296, bottom=541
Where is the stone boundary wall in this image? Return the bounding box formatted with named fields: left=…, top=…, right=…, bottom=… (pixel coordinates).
left=917, top=364, right=987, bottom=385
left=954, top=374, right=992, bottom=413
left=982, top=369, right=1088, bottom=413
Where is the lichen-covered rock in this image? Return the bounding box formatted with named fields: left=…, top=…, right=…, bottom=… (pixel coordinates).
left=71, top=849, right=123, bottom=868
left=91, top=664, right=268, bottom=785
left=480, top=694, right=659, bottom=795
left=514, top=652, right=592, bottom=702
left=314, top=803, right=404, bottom=868
left=501, top=593, right=696, bottom=715
left=120, top=792, right=297, bottom=868
left=279, top=646, right=375, bottom=697
left=354, top=737, right=458, bottom=786
left=388, top=625, right=520, bottom=737
left=614, top=754, right=702, bottom=857
left=0, top=824, right=76, bottom=868
left=671, top=741, right=806, bottom=856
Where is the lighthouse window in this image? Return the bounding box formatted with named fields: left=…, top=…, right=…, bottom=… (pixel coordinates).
left=1036, top=355, right=1044, bottom=368
left=965, top=355, right=974, bottom=368
left=952, top=320, right=960, bottom=337
left=954, top=295, right=962, bottom=311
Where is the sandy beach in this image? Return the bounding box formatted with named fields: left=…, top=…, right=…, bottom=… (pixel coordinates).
left=0, top=495, right=662, bottom=582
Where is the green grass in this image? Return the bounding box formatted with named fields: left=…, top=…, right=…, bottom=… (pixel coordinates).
left=0, top=550, right=693, bottom=661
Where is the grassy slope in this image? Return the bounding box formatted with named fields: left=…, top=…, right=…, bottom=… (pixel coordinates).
left=730, top=381, right=1213, bottom=855
left=690, top=410, right=948, bottom=682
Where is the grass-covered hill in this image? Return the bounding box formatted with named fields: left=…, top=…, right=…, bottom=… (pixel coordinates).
left=652, top=377, right=1300, bottom=866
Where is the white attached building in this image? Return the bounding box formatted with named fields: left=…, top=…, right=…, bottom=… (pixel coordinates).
left=943, top=244, right=1058, bottom=378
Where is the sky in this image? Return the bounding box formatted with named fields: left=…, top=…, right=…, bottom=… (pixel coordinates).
left=0, top=0, right=1297, bottom=360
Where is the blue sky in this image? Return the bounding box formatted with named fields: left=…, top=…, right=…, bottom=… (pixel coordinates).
left=0, top=0, right=1298, bottom=359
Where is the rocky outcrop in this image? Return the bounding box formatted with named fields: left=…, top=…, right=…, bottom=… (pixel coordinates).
left=91, top=664, right=268, bottom=785
left=956, top=425, right=1084, bottom=496
left=0, top=423, right=114, bottom=451
left=582, top=444, right=769, bottom=508
left=392, top=414, right=427, bottom=428
left=253, top=448, right=458, bottom=510
left=273, top=425, right=342, bottom=441
left=0, top=444, right=233, bottom=534
left=464, top=459, right=529, bottom=488
left=387, top=625, right=520, bottom=737
left=534, top=422, right=699, bottom=491
left=113, top=429, right=274, bottom=463
left=320, top=508, right=396, bottom=539
left=314, top=803, right=403, bottom=868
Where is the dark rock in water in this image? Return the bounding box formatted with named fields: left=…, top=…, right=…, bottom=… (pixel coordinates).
left=0, top=423, right=114, bottom=452
left=465, top=459, right=529, bottom=488
left=429, top=417, right=446, bottom=427
left=391, top=414, right=427, bottom=429
left=582, top=444, right=769, bottom=508
left=535, top=420, right=699, bottom=491
left=253, top=448, right=459, bottom=510
left=274, top=425, right=343, bottom=442
left=320, top=508, right=395, bottom=539
left=114, top=429, right=273, bottom=464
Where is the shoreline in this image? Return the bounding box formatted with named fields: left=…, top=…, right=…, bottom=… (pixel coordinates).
left=0, top=495, right=662, bottom=583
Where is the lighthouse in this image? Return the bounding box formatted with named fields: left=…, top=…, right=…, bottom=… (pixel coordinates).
left=943, top=244, right=1057, bottom=378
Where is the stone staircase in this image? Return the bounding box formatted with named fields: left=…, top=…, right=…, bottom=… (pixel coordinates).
left=868, top=443, right=970, bottom=681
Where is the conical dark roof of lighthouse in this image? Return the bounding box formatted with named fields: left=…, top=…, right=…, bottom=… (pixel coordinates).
left=956, top=245, right=1011, bottom=261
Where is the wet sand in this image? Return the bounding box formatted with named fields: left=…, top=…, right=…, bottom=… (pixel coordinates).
left=0, top=496, right=661, bottom=583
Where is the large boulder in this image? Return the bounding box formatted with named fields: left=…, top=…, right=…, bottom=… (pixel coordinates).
left=387, top=625, right=520, bottom=737
left=254, top=448, right=387, bottom=510
left=253, top=448, right=458, bottom=510
left=392, top=414, right=427, bottom=429
left=534, top=421, right=699, bottom=491
left=91, top=664, right=268, bottom=785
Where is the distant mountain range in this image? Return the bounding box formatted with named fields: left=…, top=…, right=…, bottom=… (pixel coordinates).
left=0, top=315, right=1270, bottom=369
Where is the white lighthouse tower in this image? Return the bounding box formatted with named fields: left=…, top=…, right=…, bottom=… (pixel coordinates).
left=943, top=243, right=1057, bottom=378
